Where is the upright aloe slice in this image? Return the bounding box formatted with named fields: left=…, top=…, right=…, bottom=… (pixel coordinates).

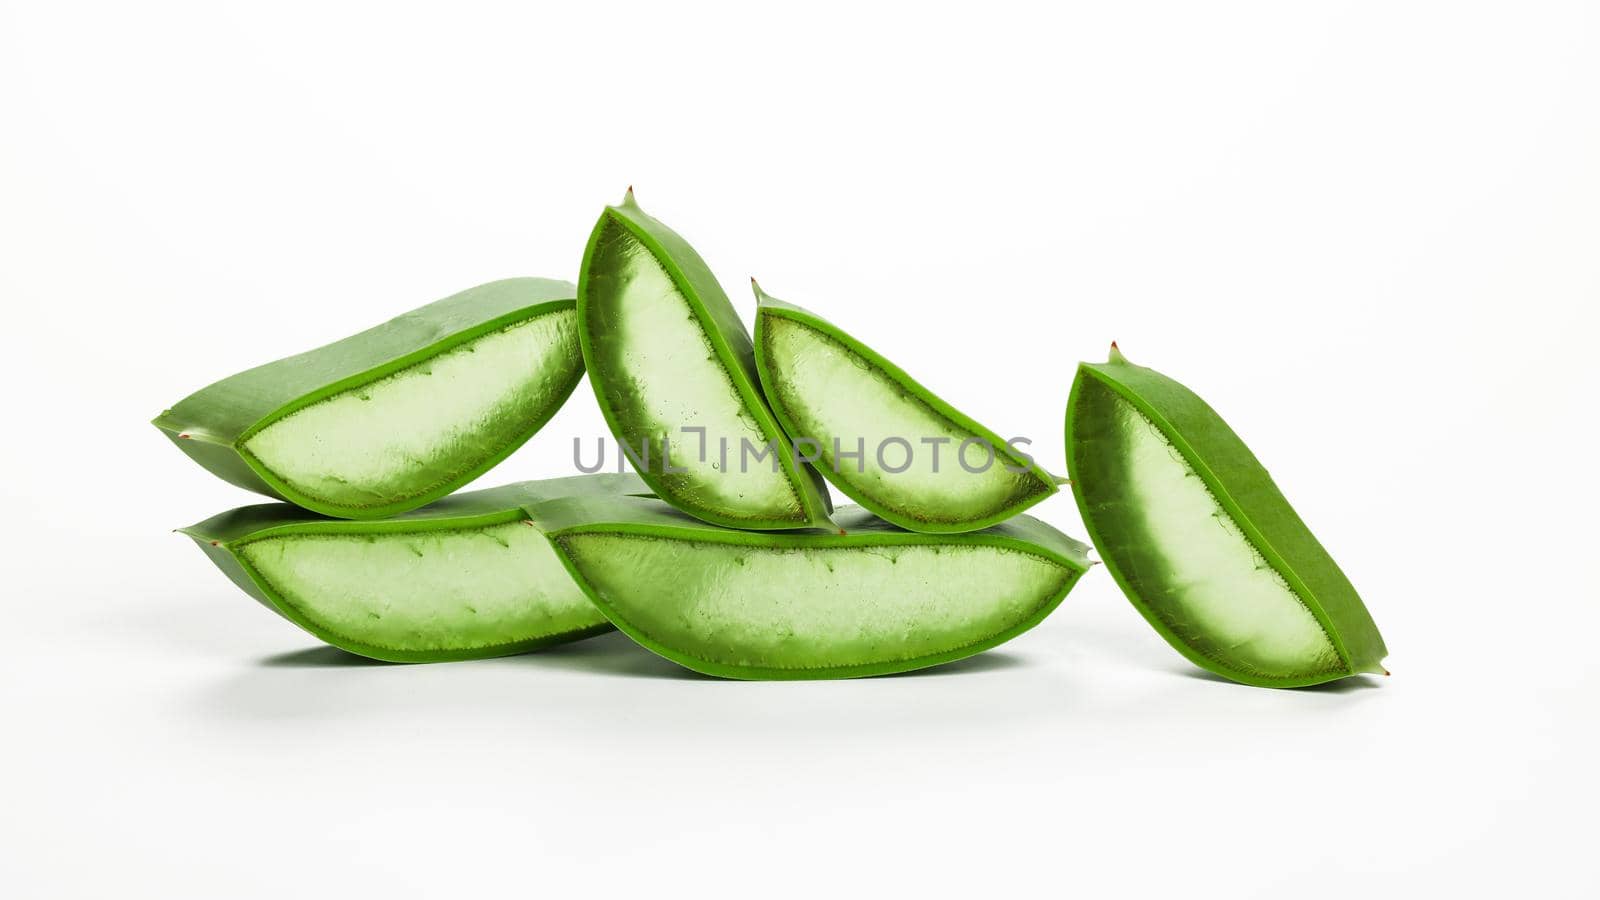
left=154, top=278, right=584, bottom=519
left=753, top=284, right=1058, bottom=533
left=1065, top=346, right=1388, bottom=687
left=181, top=474, right=648, bottom=663
left=529, top=494, right=1091, bottom=679
left=577, top=191, right=835, bottom=531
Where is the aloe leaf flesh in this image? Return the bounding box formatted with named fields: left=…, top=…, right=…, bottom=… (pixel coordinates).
left=753, top=284, right=1058, bottom=533
left=1064, top=346, right=1388, bottom=687
left=181, top=474, right=649, bottom=663
left=576, top=191, right=836, bottom=531
left=528, top=494, right=1091, bottom=679
left=154, top=278, right=585, bottom=519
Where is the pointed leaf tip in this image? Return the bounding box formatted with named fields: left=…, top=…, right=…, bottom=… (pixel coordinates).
left=1107, top=341, right=1129, bottom=365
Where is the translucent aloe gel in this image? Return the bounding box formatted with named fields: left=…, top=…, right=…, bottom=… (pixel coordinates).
left=182, top=474, right=648, bottom=662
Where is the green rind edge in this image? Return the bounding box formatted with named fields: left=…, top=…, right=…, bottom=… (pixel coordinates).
left=751, top=286, right=1058, bottom=534
left=1064, top=357, right=1388, bottom=688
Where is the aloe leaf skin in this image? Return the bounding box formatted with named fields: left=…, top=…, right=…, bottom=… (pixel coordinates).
left=752, top=283, right=1058, bottom=534
left=181, top=474, right=648, bottom=663
left=153, top=278, right=585, bottom=520
left=528, top=494, right=1091, bottom=680
left=576, top=191, right=836, bottom=532
left=1064, top=346, right=1388, bottom=688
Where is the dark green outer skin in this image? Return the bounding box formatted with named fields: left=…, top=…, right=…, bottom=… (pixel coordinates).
left=527, top=493, right=1093, bottom=680
left=181, top=473, right=649, bottom=663
left=153, top=277, right=582, bottom=520
left=1064, top=354, right=1388, bottom=688
left=752, top=287, right=1058, bottom=534
left=576, top=192, right=836, bottom=531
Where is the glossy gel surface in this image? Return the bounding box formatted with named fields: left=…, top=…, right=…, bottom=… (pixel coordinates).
left=243, top=310, right=581, bottom=513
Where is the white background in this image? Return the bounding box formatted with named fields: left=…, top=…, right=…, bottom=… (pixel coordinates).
left=2, top=2, right=1596, bottom=896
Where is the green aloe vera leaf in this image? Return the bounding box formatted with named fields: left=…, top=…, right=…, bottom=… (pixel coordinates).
left=528, top=493, right=1091, bottom=680
left=576, top=190, right=836, bottom=531
left=1064, top=345, right=1388, bottom=688
left=153, top=278, right=585, bottom=520
left=752, top=283, right=1058, bottom=533
left=180, top=474, right=650, bottom=663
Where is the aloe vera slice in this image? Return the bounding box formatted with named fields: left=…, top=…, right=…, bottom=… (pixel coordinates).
left=181, top=474, right=649, bottom=663
left=154, top=278, right=584, bottom=519
left=1064, top=346, right=1388, bottom=687
left=528, top=494, right=1091, bottom=679
left=752, top=284, right=1058, bottom=533
left=577, top=191, right=835, bottom=531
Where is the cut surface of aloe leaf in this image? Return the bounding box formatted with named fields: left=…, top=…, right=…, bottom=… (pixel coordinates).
left=1065, top=346, right=1387, bottom=687
left=529, top=494, right=1090, bottom=679
left=182, top=474, right=648, bottom=663
left=753, top=285, right=1057, bottom=533
left=577, top=191, right=835, bottom=531
left=154, top=278, right=584, bottom=519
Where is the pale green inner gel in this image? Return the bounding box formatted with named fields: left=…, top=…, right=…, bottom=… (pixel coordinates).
left=242, top=310, right=581, bottom=510
left=1102, top=388, right=1342, bottom=676
left=761, top=315, right=1043, bottom=525
left=237, top=522, right=604, bottom=653
left=586, top=222, right=805, bottom=521
left=559, top=533, right=1069, bottom=671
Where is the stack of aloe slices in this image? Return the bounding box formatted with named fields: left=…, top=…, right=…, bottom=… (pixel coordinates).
left=156, top=191, right=1386, bottom=686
